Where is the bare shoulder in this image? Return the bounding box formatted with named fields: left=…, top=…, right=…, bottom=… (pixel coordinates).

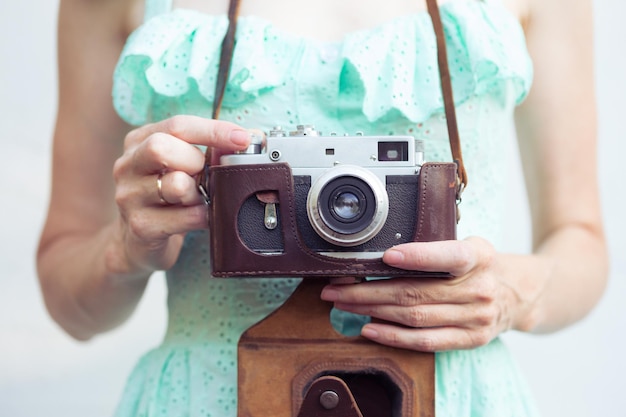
left=522, top=0, right=594, bottom=30
left=499, top=0, right=531, bottom=26
left=59, top=0, right=144, bottom=36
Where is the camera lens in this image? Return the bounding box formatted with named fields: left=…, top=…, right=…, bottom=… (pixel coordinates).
left=319, top=178, right=376, bottom=235
left=332, top=190, right=362, bottom=220
left=307, top=165, right=389, bottom=247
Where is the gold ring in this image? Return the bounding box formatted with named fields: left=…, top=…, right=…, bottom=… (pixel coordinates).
left=156, top=172, right=171, bottom=205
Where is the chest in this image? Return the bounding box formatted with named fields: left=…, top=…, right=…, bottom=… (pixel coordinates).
left=131, top=0, right=528, bottom=41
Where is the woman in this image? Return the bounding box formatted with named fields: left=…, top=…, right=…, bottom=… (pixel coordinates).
left=38, top=0, right=608, bottom=415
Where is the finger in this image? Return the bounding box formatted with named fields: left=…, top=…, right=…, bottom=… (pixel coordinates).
left=360, top=323, right=494, bottom=352
left=125, top=204, right=209, bottom=243
left=382, top=237, right=494, bottom=277
left=149, top=171, right=203, bottom=206
left=210, top=128, right=266, bottom=166
left=115, top=170, right=204, bottom=210
left=126, top=115, right=251, bottom=152
left=132, top=132, right=207, bottom=175
left=333, top=302, right=485, bottom=329
left=321, top=278, right=450, bottom=306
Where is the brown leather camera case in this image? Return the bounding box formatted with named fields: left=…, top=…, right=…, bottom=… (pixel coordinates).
left=208, top=161, right=458, bottom=278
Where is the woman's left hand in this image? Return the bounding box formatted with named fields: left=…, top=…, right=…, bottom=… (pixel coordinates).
left=321, top=237, right=529, bottom=352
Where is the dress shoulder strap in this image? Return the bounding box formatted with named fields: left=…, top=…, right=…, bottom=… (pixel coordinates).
left=143, top=0, right=173, bottom=21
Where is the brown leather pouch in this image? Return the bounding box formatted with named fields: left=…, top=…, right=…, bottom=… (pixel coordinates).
left=238, top=280, right=435, bottom=417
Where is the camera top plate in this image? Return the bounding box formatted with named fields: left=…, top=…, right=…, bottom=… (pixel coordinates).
left=219, top=125, right=425, bottom=183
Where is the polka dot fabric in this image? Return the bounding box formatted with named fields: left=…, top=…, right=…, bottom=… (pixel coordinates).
left=112, top=1, right=540, bottom=416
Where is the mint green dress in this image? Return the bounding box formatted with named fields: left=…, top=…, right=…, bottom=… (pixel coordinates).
left=112, top=0, right=539, bottom=416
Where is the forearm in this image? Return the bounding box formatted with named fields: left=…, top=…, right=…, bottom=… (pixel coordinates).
left=37, top=219, right=152, bottom=341
left=508, top=0, right=607, bottom=335
left=506, top=223, right=608, bottom=334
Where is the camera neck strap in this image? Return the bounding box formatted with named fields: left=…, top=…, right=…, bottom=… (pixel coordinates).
left=204, top=0, right=468, bottom=194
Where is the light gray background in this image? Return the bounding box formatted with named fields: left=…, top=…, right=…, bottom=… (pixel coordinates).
left=0, top=1, right=624, bottom=416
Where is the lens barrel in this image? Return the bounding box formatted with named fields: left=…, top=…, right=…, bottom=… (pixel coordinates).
left=307, top=165, right=389, bottom=247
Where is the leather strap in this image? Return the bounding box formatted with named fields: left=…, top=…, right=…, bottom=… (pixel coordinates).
left=426, top=0, right=468, bottom=191
left=196, top=0, right=241, bottom=199
left=202, top=0, right=468, bottom=196
left=212, top=0, right=242, bottom=119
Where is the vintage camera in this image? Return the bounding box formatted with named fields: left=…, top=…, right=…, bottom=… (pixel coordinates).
left=208, top=125, right=458, bottom=278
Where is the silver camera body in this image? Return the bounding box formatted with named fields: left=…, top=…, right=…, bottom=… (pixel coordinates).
left=220, top=125, right=425, bottom=258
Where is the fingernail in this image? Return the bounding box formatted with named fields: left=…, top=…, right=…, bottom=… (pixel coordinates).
left=383, top=248, right=404, bottom=266
left=229, top=129, right=250, bottom=147
left=361, top=326, right=379, bottom=339
left=321, top=287, right=340, bottom=302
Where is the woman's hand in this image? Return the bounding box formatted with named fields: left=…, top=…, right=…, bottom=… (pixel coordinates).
left=321, top=237, right=536, bottom=352
left=110, top=115, right=251, bottom=274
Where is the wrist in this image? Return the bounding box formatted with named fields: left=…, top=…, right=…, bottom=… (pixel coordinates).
left=498, top=253, right=553, bottom=334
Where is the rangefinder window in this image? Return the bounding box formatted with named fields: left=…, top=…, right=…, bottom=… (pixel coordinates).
left=378, top=141, right=409, bottom=161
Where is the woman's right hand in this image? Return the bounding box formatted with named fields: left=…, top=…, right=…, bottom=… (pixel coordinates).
left=110, top=115, right=251, bottom=275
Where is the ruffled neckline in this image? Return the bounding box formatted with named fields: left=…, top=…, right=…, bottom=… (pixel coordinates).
left=113, top=0, right=533, bottom=126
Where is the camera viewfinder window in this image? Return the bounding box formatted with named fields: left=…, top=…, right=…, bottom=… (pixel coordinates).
left=378, top=142, right=408, bottom=161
